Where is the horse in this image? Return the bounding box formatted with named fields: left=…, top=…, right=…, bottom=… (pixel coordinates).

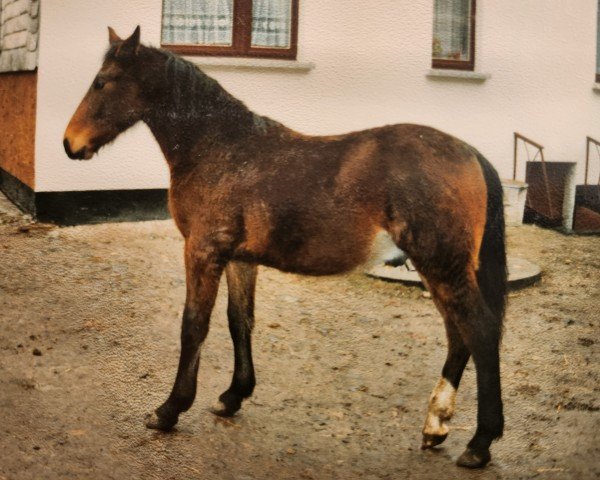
left=64, top=26, right=507, bottom=469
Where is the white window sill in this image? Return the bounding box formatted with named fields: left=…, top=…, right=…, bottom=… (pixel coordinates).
left=187, top=56, right=315, bottom=72
left=426, top=69, right=490, bottom=82
left=593, top=83, right=600, bottom=92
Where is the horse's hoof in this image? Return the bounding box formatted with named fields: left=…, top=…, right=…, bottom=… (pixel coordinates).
left=421, top=433, right=448, bottom=449
left=210, top=401, right=234, bottom=417
left=145, top=412, right=177, bottom=431
left=210, top=397, right=240, bottom=418
left=210, top=391, right=242, bottom=417
left=456, top=447, right=491, bottom=468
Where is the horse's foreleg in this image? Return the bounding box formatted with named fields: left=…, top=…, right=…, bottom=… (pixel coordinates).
left=212, top=261, right=258, bottom=417
left=421, top=318, right=470, bottom=449
left=146, top=242, right=223, bottom=431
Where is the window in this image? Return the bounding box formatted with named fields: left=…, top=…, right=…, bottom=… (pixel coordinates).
left=161, top=0, right=299, bottom=60
left=432, top=0, right=476, bottom=71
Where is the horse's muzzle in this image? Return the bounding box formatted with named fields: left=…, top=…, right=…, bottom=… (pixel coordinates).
left=63, top=138, right=93, bottom=160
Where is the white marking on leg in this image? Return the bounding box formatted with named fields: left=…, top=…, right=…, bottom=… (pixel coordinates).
left=423, top=377, right=456, bottom=438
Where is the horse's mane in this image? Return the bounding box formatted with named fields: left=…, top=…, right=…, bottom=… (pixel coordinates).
left=161, top=49, right=231, bottom=114
left=105, top=44, right=280, bottom=138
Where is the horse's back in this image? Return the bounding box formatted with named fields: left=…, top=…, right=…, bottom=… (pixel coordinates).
left=171, top=122, right=489, bottom=277
left=234, top=123, right=488, bottom=275
left=303, top=122, right=489, bottom=275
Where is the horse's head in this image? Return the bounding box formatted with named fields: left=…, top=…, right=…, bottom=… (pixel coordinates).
left=63, top=26, right=146, bottom=160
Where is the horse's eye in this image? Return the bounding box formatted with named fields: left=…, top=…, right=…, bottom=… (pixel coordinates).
left=93, top=78, right=106, bottom=90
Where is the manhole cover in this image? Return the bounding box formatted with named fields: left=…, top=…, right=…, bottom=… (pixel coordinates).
left=366, top=256, right=541, bottom=290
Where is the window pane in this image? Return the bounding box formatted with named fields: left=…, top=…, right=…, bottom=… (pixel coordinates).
left=251, top=0, right=292, bottom=49
left=432, top=0, right=472, bottom=61
left=162, top=0, right=233, bottom=46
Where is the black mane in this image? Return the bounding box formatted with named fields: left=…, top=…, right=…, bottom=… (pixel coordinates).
left=106, top=44, right=278, bottom=147
left=160, top=48, right=247, bottom=120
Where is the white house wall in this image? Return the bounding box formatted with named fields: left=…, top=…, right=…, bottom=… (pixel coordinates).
left=35, top=0, right=600, bottom=192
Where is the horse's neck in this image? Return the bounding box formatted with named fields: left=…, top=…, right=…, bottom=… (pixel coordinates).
left=143, top=76, right=257, bottom=169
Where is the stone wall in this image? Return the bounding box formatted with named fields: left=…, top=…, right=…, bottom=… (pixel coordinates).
left=0, top=0, right=39, bottom=72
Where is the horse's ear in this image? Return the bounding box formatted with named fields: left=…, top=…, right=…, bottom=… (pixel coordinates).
left=108, top=26, right=122, bottom=45
left=119, top=26, right=141, bottom=56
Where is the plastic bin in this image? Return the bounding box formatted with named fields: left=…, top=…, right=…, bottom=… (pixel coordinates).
left=502, top=179, right=528, bottom=226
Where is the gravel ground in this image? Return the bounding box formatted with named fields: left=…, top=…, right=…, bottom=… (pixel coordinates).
left=0, top=194, right=598, bottom=480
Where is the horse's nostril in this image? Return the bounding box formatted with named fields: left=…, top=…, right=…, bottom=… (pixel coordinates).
left=63, top=138, right=89, bottom=160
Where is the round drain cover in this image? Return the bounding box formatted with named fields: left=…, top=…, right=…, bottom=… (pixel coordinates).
left=366, top=256, right=541, bottom=290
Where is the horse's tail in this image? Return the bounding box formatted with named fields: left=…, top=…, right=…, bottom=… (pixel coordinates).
left=475, top=152, right=508, bottom=323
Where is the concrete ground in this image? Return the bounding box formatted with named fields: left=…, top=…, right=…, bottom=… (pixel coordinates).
left=0, top=194, right=598, bottom=479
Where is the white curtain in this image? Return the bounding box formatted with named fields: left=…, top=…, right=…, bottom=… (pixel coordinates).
left=162, top=0, right=233, bottom=46
left=432, top=0, right=471, bottom=60
left=251, top=0, right=292, bottom=48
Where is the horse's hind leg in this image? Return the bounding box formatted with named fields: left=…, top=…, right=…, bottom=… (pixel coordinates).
left=420, top=273, right=503, bottom=468
left=212, top=261, right=258, bottom=417
left=456, top=297, right=503, bottom=468
left=421, top=317, right=470, bottom=449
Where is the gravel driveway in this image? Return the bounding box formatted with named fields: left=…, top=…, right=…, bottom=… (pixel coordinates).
left=0, top=195, right=598, bottom=479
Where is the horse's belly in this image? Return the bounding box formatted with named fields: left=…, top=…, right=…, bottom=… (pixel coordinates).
left=236, top=229, right=403, bottom=276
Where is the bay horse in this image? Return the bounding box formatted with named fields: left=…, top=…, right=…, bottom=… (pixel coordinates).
left=64, top=27, right=507, bottom=469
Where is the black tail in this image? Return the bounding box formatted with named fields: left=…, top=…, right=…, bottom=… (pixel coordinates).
left=475, top=153, right=508, bottom=322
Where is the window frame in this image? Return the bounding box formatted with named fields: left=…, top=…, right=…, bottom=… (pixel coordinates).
left=596, top=0, right=600, bottom=82
left=161, top=0, right=299, bottom=60
left=431, top=0, right=476, bottom=71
